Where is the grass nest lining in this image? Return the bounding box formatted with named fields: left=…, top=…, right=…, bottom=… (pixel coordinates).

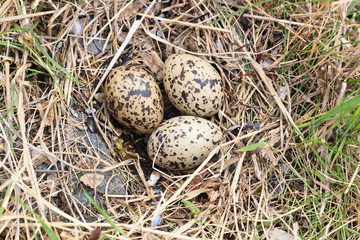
left=0, top=0, right=360, bottom=239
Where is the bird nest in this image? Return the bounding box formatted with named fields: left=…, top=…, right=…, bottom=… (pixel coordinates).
left=0, top=0, right=359, bottom=239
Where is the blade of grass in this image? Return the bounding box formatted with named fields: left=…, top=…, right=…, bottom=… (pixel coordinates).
left=208, top=0, right=271, bottom=26
left=181, top=200, right=200, bottom=217
left=346, top=0, right=360, bottom=15
left=15, top=198, right=59, bottom=240
left=181, top=200, right=217, bottom=234
left=29, top=31, right=82, bottom=86
left=0, top=182, right=14, bottom=217
left=23, top=39, right=67, bottom=105
left=236, top=142, right=266, bottom=152
left=82, top=188, right=130, bottom=239
left=299, top=94, right=360, bottom=128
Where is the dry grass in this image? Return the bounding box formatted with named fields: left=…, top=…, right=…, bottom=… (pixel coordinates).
left=0, top=0, right=360, bottom=239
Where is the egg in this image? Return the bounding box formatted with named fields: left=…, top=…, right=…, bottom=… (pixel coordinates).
left=163, top=54, right=224, bottom=117
left=104, top=65, right=164, bottom=134
left=147, top=116, right=222, bottom=171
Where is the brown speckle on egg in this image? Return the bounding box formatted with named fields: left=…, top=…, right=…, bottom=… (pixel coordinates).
left=104, top=66, right=164, bottom=134
left=147, top=116, right=222, bottom=171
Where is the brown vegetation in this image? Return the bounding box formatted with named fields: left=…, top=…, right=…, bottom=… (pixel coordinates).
left=0, top=0, right=359, bottom=239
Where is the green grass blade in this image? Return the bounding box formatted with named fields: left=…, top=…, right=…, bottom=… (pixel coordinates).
left=181, top=200, right=200, bottom=217
left=208, top=0, right=271, bottom=26
left=15, top=198, right=59, bottom=240
left=344, top=105, right=360, bottom=132
left=299, top=94, right=360, bottom=128
left=29, top=31, right=82, bottom=86
left=236, top=142, right=266, bottom=152
left=346, top=0, right=360, bottom=15
left=22, top=39, right=68, bottom=104
left=82, top=188, right=130, bottom=239
left=0, top=183, right=14, bottom=217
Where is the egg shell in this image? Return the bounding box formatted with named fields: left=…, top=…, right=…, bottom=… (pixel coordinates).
left=104, top=66, right=164, bottom=134
left=147, top=116, right=222, bottom=171
left=163, top=54, right=224, bottom=117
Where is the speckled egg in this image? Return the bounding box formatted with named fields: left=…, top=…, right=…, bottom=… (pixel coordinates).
left=163, top=54, right=224, bottom=117
left=147, top=116, right=222, bottom=171
left=104, top=65, right=164, bottom=134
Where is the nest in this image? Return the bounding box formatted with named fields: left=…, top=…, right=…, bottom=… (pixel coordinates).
left=0, top=0, right=359, bottom=239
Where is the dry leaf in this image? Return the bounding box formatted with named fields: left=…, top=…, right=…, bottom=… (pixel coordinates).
left=89, top=227, right=102, bottom=240
left=278, top=85, right=287, bottom=100
left=184, top=187, right=211, bottom=200
left=66, top=119, right=86, bottom=132
left=30, top=149, right=48, bottom=166
left=119, top=1, right=142, bottom=20
left=143, top=51, right=164, bottom=79
left=94, top=93, right=105, bottom=103
left=258, top=128, right=281, bottom=165
left=208, top=190, right=219, bottom=202
left=260, top=57, right=274, bottom=67
left=46, top=173, right=61, bottom=190
left=267, top=229, right=294, bottom=240
left=185, top=177, right=222, bottom=202
left=317, top=138, right=329, bottom=158
left=38, top=100, right=55, bottom=126
left=60, top=231, right=77, bottom=239
left=267, top=128, right=281, bottom=145
left=80, top=174, right=104, bottom=188
left=203, top=177, right=221, bottom=188
left=46, top=105, right=55, bottom=126
left=261, top=146, right=278, bottom=166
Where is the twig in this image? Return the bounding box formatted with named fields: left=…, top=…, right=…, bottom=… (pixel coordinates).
left=138, top=13, right=231, bottom=32
left=242, top=13, right=320, bottom=28
left=0, top=10, right=56, bottom=23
